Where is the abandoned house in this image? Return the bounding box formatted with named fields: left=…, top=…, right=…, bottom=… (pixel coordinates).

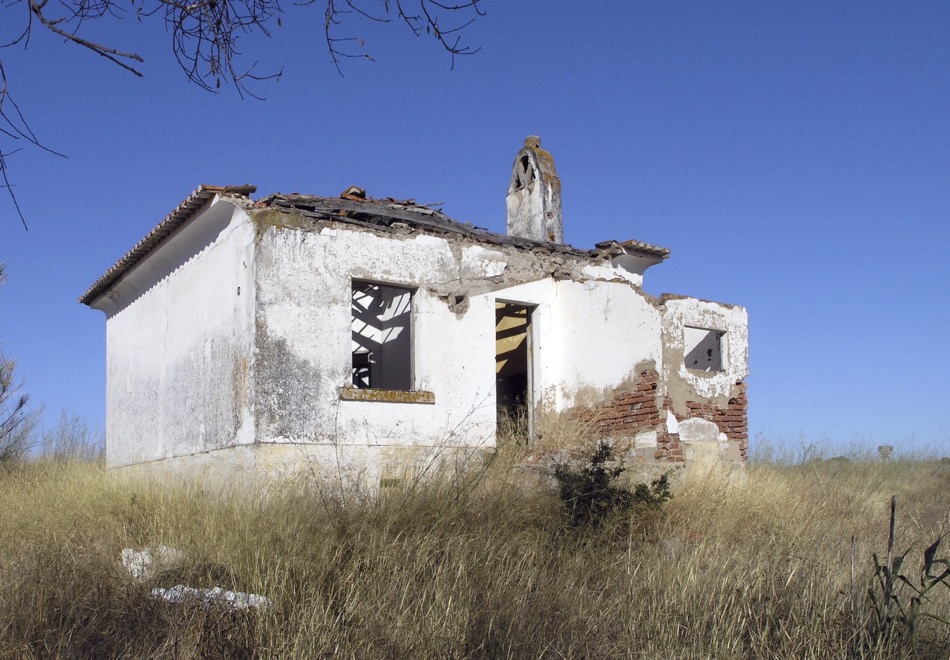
left=80, top=137, right=749, bottom=484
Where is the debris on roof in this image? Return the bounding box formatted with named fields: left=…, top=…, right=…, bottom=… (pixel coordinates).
left=81, top=184, right=671, bottom=306
left=595, top=239, right=671, bottom=260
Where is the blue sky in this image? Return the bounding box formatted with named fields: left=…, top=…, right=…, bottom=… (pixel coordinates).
left=1, top=2, right=948, bottom=455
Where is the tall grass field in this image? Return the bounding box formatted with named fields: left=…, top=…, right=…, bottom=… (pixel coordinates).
left=0, top=444, right=947, bottom=658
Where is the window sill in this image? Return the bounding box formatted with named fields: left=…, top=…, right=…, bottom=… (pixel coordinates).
left=339, top=387, right=435, bottom=404
left=685, top=367, right=726, bottom=376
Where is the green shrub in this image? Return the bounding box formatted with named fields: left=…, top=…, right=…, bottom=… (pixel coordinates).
left=553, top=440, right=671, bottom=527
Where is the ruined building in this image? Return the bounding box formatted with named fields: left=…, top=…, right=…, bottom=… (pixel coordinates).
left=81, top=137, right=748, bottom=483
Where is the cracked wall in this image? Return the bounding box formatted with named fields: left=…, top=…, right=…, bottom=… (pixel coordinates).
left=561, top=296, right=749, bottom=473
left=252, top=207, right=750, bottom=471
left=101, top=198, right=749, bottom=478
left=250, top=208, right=673, bottom=459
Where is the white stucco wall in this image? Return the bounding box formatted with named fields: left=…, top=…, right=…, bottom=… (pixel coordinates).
left=252, top=220, right=671, bottom=456
left=492, top=278, right=663, bottom=412
left=253, top=225, right=499, bottom=452
left=98, top=200, right=257, bottom=467
left=96, top=202, right=749, bottom=479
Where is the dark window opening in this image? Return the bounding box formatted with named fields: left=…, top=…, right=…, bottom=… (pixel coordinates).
left=351, top=281, right=413, bottom=390
left=513, top=155, right=536, bottom=191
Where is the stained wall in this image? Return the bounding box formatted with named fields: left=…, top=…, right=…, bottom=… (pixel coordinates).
left=96, top=201, right=748, bottom=480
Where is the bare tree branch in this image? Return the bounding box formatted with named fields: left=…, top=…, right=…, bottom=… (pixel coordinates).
left=324, top=0, right=483, bottom=75
left=162, top=0, right=285, bottom=97
left=0, top=61, right=66, bottom=229
left=0, top=0, right=484, bottom=225
left=30, top=0, right=145, bottom=76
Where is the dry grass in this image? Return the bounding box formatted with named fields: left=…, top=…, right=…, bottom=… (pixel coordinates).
left=0, top=449, right=947, bottom=658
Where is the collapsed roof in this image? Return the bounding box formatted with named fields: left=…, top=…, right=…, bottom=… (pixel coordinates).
left=80, top=184, right=670, bottom=306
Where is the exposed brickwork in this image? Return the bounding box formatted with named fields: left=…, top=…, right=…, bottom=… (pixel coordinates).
left=682, top=382, right=749, bottom=459
left=655, top=429, right=684, bottom=463
left=654, top=394, right=683, bottom=462
left=567, top=372, right=748, bottom=464
left=569, top=369, right=683, bottom=464
left=569, top=368, right=661, bottom=434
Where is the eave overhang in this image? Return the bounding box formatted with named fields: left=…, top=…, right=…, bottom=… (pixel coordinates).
left=79, top=184, right=256, bottom=306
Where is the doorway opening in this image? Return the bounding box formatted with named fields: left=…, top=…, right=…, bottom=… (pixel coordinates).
left=495, top=302, right=534, bottom=443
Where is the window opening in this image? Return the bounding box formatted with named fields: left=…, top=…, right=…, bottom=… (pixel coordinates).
left=351, top=281, right=413, bottom=390
left=683, top=326, right=725, bottom=372
left=495, top=302, right=534, bottom=442
left=513, top=155, right=536, bottom=191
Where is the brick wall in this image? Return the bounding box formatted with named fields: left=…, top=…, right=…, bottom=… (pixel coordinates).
left=683, top=382, right=749, bottom=459
left=569, top=368, right=662, bottom=436
left=569, top=368, right=684, bottom=463
left=653, top=396, right=682, bottom=463
left=568, top=370, right=748, bottom=463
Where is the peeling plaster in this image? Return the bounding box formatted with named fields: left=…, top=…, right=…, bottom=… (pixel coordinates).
left=660, top=297, right=749, bottom=408
left=90, top=180, right=748, bottom=478
left=666, top=410, right=679, bottom=435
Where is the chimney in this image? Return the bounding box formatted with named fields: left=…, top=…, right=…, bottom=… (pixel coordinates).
left=506, top=136, right=562, bottom=243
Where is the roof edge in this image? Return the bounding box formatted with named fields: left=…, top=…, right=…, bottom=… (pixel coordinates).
left=79, top=184, right=256, bottom=306
left=594, top=238, right=671, bottom=260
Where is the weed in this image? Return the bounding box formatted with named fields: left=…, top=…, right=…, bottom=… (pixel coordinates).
left=38, top=412, right=104, bottom=463
left=553, top=440, right=671, bottom=527
left=863, top=495, right=950, bottom=652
